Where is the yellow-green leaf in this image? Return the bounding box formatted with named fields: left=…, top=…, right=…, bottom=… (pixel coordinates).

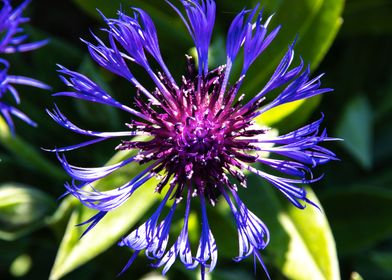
left=49, top=149, right=159, bottom=280
left=241, top=174, right=340, bottom=280
left=279, top=189, right=340, bottom=280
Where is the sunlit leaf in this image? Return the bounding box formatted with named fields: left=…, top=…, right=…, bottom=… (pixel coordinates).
left=280, top=189, right=340, bottom=280
left=49, top=149, right=159, bottom=280
left=255, top=97, right=321, bottom=128
left=243, top=0, right=343, bottom=91
left=241, top=174, right=340, bottom=280
left=250, top=0, right=343, bottom=128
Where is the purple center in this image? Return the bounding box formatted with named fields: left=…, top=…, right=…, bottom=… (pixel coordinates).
left=117, top=56, right=260, bottom=204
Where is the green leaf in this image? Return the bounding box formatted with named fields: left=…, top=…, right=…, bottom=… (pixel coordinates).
left=0, top=183, right=55, bottom=241
left=255, top=96, right=321, bottom=130
left=241, top=174, right=340, bottom=280
left=49, top=149, right=159, bottom=280
left=296, top=0, right=344, bottom=70
left=0, top=117, right=67, bottom=181
left=280, top=190, right=340, bottom=280
left=249, top=0, right=343, bottom=128
left=336, top=95, right=373, bottom=169
left=320, top=186, right=392, bottom=256
left=244, top=0, right=343, bottom=92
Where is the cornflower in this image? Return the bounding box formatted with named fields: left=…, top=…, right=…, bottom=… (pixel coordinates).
left=49, top=1, right=338, bottom=278
left=0, top=0, right=49, bottom=132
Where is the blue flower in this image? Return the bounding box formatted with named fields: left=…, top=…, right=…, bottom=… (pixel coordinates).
left=49, top=1, right=338, bottom=279
left=0, top=0, right=49, bottom=133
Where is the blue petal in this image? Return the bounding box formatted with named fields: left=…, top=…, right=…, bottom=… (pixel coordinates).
left=119, top=185, right=178, bottom=273
left=7, top=74, right=51, bottom=90
left=0, top=0, right=47, bottom=54
left=64, top=163, right=157, bottom=211
left=221, top=188, right=269, bottom=262
left=47, top=104, right=143, bottom=138
left=82, top=33, right=134, bottom=81
left=242, top=14, right=280, bottom=74
left=166, top=0, right=216, bottom=75
left=153, top=188, right=194, bottom=274
left=187, top=195, right=217, bottom=272
left=57, top=153, right=135, bottom=182
left=0, top=102, right=37, bottom=134
left=129, top=8, right=176, bottom=85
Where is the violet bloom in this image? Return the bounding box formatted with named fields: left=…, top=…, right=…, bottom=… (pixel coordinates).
left=0, top=0, right=49, bottom=132
left=49, top=1, right=337, bottom=278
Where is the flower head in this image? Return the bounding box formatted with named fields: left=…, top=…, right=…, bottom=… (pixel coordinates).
left=0, top=0, right=49, bottom=132
left=49, top=1, right=338, bottom=278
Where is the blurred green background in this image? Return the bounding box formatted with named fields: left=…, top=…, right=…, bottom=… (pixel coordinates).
left=0, top=0, right=391, bottom=279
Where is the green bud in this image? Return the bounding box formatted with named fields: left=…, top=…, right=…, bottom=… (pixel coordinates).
left=0, top=184, right=55, bottom=240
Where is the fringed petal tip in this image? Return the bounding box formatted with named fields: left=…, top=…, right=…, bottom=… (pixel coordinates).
left=76, top=211, right=108, bottom=239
